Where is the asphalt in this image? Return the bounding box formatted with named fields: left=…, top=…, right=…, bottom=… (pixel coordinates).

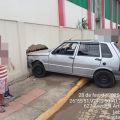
left=49, top=80, right=120, bottom=120
left=0, top=73, right=79, bottom=120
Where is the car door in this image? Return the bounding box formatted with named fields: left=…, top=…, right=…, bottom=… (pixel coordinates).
left=73, top=42, right=101, bottom=77
left=100, top=43, right=119, bottom=70
left=49, top=42, right=78, bottom=74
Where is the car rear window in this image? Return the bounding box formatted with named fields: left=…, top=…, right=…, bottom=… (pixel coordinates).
left=78, top=43, right=100, bottom=57
left=101, top=43, right=112, bottom=58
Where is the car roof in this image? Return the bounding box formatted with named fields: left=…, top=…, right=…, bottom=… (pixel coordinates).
left=65, top=39, right=111, bottom=44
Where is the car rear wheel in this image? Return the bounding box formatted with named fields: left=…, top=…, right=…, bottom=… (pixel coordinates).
left=94, top=70, right=115, bottom=88
left=32, top=62, right=46, bottom=78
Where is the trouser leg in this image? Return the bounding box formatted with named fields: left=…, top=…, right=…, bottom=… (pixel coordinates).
left=0, top=94, right=4, bottom=105
left=0, top=94, right=5, bottom=113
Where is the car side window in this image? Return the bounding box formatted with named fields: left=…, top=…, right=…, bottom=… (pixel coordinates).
left=78, top=43, right=100, bottom=57
left=101, top=43, right=112, bottom=58
left=52, top=42, right=77, bottom=56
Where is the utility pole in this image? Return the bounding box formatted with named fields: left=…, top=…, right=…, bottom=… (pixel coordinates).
left=95, top=0, right=102, bottom=30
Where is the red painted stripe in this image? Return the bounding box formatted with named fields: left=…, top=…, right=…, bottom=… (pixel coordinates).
left=0, top=74, right=7, bottom=79
left=0, top=65, right=7, bottom=78
left=88, top=0, right=92, bottom=29
left=116, top=0, right=118, bottom=29
left=0, top=71, right=7, bottom=75
left=0, top=76, right=7, bottom=80
left=58, top=0, right=65, bottom=26
left=0, top=69, right=7, bottom=72
left=0, top=68, right=6, bottom=71
left=110, top=0, right=113, bottom=29
left=0, top=72, right=7, bottom=77
left=102, top=0, right=105, bottom=29
left=0, top=66, right=6, bottom=68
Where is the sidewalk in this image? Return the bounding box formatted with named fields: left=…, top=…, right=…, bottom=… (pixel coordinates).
left=0, top=73, right=79, bottom=120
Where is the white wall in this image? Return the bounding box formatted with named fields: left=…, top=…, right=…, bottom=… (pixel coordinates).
left=65, top=0, right=95, bottom=30
left=105, top=19, right=110, bottom=29
left=92, top=13, right=95, bottom=30
left=0, top=21, right=22, bottom=81
left=113, top=22, right=116, bottom=29
left=24, top=23, right=59, bottom=49
left=0, top=0, right=58, bottom=26
left=59, top=27, right=94, bottom=42
left=65, top=0, right=88, bottom=29
left=0, top=20, right=95, bottom=82
left=105, top=19, right=118, bottom=29
left=0, top=0, right=95, bottom=82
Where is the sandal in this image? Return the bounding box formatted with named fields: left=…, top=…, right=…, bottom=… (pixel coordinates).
left=0, top=106, right=5, bottom=113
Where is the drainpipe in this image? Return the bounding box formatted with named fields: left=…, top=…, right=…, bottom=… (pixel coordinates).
left=88, top=0, right=92, bottom=29
left=58, top=0, right=65, bottom=26
left=102, top=0, right=105, bottom=29
left=95, top=0, right=102, bottom=30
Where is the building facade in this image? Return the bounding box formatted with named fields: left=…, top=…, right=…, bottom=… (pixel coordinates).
left=58, top=0, right=120, bottom=30
left=0, top=0, right=119, bottom=30
left=0, top=0, right=119, bottom=81
left=0, top=0, right=95, bottom=81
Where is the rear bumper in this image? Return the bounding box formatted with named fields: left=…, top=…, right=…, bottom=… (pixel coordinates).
left=113, top=71, right=120, bottom=80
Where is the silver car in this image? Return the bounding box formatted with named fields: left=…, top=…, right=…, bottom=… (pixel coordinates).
left=27, top=40, right=120, bottom=88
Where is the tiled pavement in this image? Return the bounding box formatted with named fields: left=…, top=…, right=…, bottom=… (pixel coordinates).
left=0, top=73, right=78, bottom=120
left=0, top=88, right=45, bottom=119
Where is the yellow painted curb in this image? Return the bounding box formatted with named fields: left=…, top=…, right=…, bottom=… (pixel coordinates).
left=36, top=78, right=88, bottom=120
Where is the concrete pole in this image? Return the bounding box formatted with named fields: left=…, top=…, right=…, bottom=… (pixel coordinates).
left=95, top=0, right=102, bottom=30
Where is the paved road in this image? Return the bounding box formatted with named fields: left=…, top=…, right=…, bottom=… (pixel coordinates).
left=50, top=80, right=120, bottom=120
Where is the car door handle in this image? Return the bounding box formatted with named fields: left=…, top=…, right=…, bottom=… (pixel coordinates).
left=69, top=56, right=74, bottom=59
left=95, top=58, right=102, bottom=61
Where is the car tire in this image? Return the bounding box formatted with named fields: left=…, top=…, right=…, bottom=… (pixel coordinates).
left=32, top=62, right=46, bottom=78
left=94, top=70, right=115, bottom=88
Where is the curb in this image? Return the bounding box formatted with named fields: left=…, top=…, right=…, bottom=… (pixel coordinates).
left=35, top=78, right=89, bottom=120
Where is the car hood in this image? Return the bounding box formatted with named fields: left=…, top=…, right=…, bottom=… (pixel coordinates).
left=27, top=49, right=51, bottom=56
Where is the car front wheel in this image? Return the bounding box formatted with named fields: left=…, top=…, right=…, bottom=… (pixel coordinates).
left=32, top=62, right=46, bottom=78
left=94, top=70, right=115, bottom=88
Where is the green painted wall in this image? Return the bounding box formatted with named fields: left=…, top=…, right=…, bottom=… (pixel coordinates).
left=105, top=0, right=110, bottom=20
left=113, top=0, right=116, bottom=23
left=92, top=0, right=95, bottom=13
left=67, top=0, right=96, bottom=13
left=67, top=0, right=88, bottom=9
left=67, top=0, right=119, bottom=24
left=119, top=3, right=120, bottom=24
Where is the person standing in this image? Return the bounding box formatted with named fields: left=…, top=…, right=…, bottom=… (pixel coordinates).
left=0, top=38, right=13, bottom=113
left=0, top=65, right=7, bottom=112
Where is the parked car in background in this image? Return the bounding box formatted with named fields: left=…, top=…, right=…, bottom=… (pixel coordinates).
left=27, top=40, right=120, bottom=88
